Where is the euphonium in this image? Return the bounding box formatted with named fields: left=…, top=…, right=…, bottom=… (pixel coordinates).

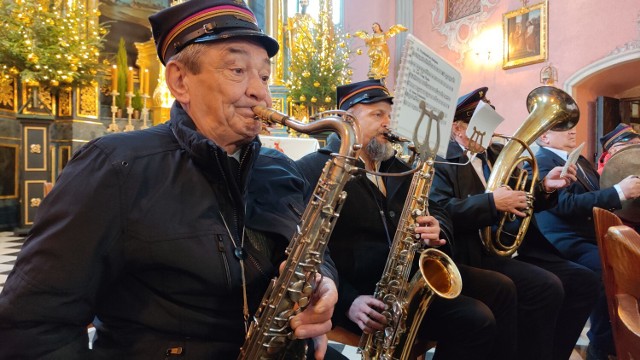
left=359, top=105, right=462, bottom=360
left=238, top=106, right=362, bottom=360
left=481, top=86, right=580, bottom=257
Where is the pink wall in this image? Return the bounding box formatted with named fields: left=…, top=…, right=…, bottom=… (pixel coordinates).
left=344, top=0, right=640, bottom=143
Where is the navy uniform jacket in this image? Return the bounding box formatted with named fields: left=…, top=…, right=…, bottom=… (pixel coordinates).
left=533, top=146, right=621, bottom=259
left=0, top=103, right=336, bottom=359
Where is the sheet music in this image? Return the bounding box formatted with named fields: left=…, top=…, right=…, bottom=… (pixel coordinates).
left=466, top=101, right=504, bottom=153
left=561, top=142, right=585, bottom=177
left=390, top=34, right=462, bottom=158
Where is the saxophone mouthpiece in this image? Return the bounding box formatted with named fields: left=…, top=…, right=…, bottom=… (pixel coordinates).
left=383, top=131, right=410, bottom=143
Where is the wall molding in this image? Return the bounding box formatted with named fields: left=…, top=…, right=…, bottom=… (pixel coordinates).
left=431, top=0, right=500, bottom=63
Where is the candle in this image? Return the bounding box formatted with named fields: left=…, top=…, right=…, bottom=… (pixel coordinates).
left=111, top=65, right=117, bottom=91
left=127, top=67, right=134, bottom=94
left=143, top=68, right=149, bottom=96
left=138, top=67, right=145, bottom=95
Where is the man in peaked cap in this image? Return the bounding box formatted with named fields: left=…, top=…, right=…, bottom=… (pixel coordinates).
left=0, top=1, right=339, bottom=359
left=454, top=86, right=490, bottom=122
left=298, top=79, right=525, bottom=360
left=597, top=123, right=640, bottom=173
left=534, top=123, right=640, bottom=360
left=431, top=87, right=601, bottom=360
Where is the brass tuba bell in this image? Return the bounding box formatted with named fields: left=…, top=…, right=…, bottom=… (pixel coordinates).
left=481, top=86, right=580, bottom=256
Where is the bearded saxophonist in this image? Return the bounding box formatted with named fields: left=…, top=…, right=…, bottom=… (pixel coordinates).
left=297, top=80, right=520, bottom=360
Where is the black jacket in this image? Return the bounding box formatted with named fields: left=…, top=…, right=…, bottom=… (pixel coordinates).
left=0, top=103, right=336, bottom=359
left=297, top=134, right=454, bottom=332
left=430, top=140, right=557, bottom=265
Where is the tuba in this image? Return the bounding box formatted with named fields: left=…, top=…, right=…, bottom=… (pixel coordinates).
left=238, top=106, right=362, bottom=360
left=359, top=102, right=462, bottom=360
left=480, top=86, right=580, bottom=256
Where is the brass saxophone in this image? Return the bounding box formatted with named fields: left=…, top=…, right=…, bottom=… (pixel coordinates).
left=238, top=106, right=362, bottom=360
left=359, top=102, right=462, bottom=360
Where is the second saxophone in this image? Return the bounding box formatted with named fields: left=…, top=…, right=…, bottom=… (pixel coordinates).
left=359, top=105, right=462, bottom=360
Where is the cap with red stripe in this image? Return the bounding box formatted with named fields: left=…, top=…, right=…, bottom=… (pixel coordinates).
left=600, top=123, right=640, bottom=151
left=149, top=0, right=279, bottom=65
left=337, top=79, right=393, bottom=111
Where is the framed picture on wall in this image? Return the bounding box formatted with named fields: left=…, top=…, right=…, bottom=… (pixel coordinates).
left=502, top=0, right=548, bottom=69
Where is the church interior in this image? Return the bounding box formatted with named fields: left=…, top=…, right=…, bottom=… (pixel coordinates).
left=1, top=0, right=639, bottom=359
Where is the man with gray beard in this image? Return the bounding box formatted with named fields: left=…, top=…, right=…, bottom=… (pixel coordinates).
left=296, top=79, right=519, bottom=360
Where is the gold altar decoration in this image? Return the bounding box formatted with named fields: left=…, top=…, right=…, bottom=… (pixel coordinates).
left=152, top=66, right=173, bottom=126
left=266, top=0, right=285, bottom=86
left=353, top=23, right=408, bottom=80
left=286, top=0, right=351, bottom=111
left=0, top=0, right=106, bottom=87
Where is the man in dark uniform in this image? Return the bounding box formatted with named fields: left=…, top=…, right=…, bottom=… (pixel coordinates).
left=534, top=126, right=640, bottom=359
left=0, top=1, right=337, bottom=359
left=298, top=79, right=520, bottom=360
left=430, top=87, right=599, bottom=360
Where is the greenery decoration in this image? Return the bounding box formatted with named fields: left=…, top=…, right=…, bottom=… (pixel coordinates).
left=286, top=0, right=352, bottom=111
left=116, top=37, right=128, bottom=110
left=0, top=0, right=107, bottom=87
left=131, top=89, right=143, bottom=113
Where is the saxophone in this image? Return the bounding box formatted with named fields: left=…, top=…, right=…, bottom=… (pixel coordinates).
left=359, top=102, right=462, bottom=360
left=238, top=106, right=362, bottom=360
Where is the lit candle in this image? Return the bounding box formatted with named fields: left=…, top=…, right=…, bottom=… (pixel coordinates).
left=143, top=68, right=149, bottom=96
left=127, top=67, right=134, bottom=94
left=111, top=65, right=117, bottom=92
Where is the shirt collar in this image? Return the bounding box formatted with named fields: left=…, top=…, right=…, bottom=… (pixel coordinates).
left=542, top=146, right=569, bottom=161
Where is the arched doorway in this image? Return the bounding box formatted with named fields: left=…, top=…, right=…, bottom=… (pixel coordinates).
left=566, top=48, right=640, bottom=164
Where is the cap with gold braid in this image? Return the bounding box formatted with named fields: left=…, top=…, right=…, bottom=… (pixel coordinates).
left=454, top=87, right=491, bottom=123
left=336, top=79, right=393, bottom=111
left=149, top=0, right=279, bottom=65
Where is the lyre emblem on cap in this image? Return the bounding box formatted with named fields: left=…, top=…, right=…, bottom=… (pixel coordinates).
left=203, top=23, right=215, bottom=33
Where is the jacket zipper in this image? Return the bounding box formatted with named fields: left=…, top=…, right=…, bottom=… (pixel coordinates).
left=217, top=234, right=232, bottom=289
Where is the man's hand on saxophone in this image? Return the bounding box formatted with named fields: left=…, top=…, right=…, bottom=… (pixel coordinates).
left=347, top=295, right=388, bottom=334
left=414, top=215, right=447, bottom=247
left=288, top=273, right=338, bottom=360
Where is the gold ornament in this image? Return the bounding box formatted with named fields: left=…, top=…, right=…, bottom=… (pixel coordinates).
left=49, top=79, right=59, bottom=87
left=313, top=81, right=320, bottom=87
left=300, top=95, right=307, bottom=102
left=324, top=96, right=332, bottom=103
left=27, top=53, right=39, bottom=64
left=347, top=69, right=353, bottom=76
left=25, top=79, right=39, bottom=87
left=356, top=49, right=363, bottom=55
left=302, top=70, right=311, bottom=78
left=311, top=96, right=317, bottom=103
